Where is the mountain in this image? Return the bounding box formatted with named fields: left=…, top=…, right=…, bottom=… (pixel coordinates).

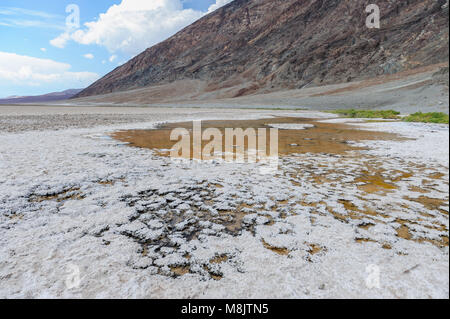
left=0, top=89, right=83, bottom=105
left=74, top=0, right=449, bottom=101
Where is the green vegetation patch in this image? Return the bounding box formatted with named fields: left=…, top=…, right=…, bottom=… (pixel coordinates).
left=330, top=109, right=401, bottom=119
left=403, top=112, right=449, bottom=124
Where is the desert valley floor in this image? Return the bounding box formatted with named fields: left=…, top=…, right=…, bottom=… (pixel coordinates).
left=0, top=105, right=448, bottom=298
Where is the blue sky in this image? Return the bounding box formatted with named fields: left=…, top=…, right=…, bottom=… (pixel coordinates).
left=0, top=0, right=230, bottom=97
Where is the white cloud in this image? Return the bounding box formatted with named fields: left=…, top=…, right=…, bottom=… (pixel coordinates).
left=0, top=7, right=65, bottom=30
left=83, top=53, right=94, bottom=59
left=0, top=51, right=99, bottom=87
left=0, top=7, right=61, bottom=19
left=50, top=0, right=233, bottom=55
left=109, top=55, right=117, bottom=63
left=207, top=0, right=232, bottom=14
left=40, top=48, right=47, bottom=52
left=50, top=32, right=71, bottom=49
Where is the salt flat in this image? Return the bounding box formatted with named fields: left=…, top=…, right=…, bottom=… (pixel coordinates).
left=0, top=105, right=448, bottom=298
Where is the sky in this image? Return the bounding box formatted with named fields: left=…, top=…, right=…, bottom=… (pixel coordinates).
left=0, top=0, right=233, bottom=97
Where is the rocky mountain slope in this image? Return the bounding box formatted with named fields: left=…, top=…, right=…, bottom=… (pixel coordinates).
left=75, top=0, right=449, bottom=100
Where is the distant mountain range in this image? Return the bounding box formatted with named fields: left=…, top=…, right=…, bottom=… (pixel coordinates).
left=0, top=89, right=82, bottom=104
left=74, top=0, right=449, bottom=101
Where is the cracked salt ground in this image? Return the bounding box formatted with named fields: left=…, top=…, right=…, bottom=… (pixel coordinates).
left=0, top=114, right=448, bottom=298
left=118, top=174, right=304, bottom=279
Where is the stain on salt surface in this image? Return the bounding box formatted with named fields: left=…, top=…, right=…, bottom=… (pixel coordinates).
left=261, top=239, right=290, bottom=255
left=29, top=187, right=84, bottom=203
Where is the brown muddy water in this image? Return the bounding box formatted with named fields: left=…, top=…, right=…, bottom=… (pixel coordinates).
left=110, top=117, right=402, bottom=160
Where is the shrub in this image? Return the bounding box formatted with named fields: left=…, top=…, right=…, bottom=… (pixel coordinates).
left=331, top=109, right=401, bottom=119
left=403, top=112, right=449, bottom=124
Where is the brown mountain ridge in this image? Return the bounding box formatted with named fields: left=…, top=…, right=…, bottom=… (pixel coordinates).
left=75, top=0, right=449, bottom=100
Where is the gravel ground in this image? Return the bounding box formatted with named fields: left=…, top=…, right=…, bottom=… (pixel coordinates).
left=67, top=65, right=450, bottom=115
